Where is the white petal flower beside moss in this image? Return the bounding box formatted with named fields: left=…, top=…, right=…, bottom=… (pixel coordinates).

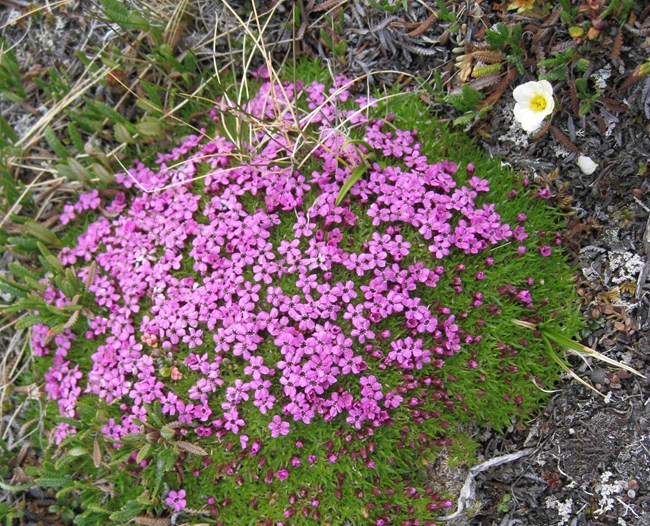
left=577, top=155, right=598, bottom=174
left=513, top=80, right=555, bottom=133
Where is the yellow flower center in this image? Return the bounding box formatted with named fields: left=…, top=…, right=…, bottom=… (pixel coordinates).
left=530, top=94, right=547, bottom=112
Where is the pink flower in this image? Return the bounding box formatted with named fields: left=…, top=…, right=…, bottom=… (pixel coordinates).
left=166, top=489, right=187, bottom=512
left=268, top=415, right=290, bottom=438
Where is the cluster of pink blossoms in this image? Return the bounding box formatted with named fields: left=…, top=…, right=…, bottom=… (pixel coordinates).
left=31, top=74, right=552, bottom=521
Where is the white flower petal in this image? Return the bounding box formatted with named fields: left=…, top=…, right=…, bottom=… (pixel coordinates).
left=539, top=80, right=554, bottom=98
left=513, top=82, right=538, bottom=103
left=513, top=106, right=543, bottom=132
left=512, top=80, right=555, bottom=133
left=577, top=155, right=598, bottom=175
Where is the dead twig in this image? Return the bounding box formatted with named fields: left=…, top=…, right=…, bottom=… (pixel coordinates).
left=438, top=449, right=533, bottom=521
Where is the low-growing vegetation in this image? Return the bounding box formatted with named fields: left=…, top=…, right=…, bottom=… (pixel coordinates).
left=1, top=62, right=582, bottom=524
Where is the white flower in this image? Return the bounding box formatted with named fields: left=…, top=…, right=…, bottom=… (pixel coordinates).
left=513, top=80, right=555, bottom=133
left=577, top=155, right=598, bottom=175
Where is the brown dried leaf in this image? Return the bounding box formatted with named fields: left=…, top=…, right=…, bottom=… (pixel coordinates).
left=594, top=113, right=607, bottom=135
left=619, top=70, right=645, bottom=92
left=556, top=181, right=573, bottom=210
left=479, top=67, right=517, bottom=108
left=549, top=40, right=576, bottom=55
left=617, top=369, right=631, bottom=380
left=471, top=50, right=504, bottom=64
left=63, top=310, right=80, bottom=331
left=530, top=118, right=552, bottom=141
left=459, top=55, right=473, bottom=83
left=612, top=29, right=623, bottom=62
left=84, top=261, right=98, bottom=289
left=599, top=295, right=618, bottom=309
left=620, top=281, right=637, bottom=295
left=93, top=438, right=102, bottom=468
left=175, top=441, right=208, bottom=456
left=405, top=12, right=438, bottom=38
left=601, top=97, right=628, bottom=113
left=550, top=125, right=578, bottom=152
left=166, top=420, right=191, bottom=429
left=133, top=518, right=172, bottom=526
left=568, top=79, right=579, bottom=118
left=469, top=72, right=502, bottom=91
left=312, top=0, right=346, bottom=12
left=542, top=6, right=562, bottom=29
left=639, top=3, right=650, bottom=20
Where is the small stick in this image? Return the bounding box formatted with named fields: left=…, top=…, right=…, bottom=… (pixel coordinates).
left=438, top=449, right=533, bottom=521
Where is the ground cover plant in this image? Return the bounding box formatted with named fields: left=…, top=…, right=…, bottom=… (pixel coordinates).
left=0, top=55, right=583, bottom=524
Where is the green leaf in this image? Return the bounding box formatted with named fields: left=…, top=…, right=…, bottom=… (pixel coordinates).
left=0, top=114, right=18, bottom=144
left=574, top=78, right=588, bottom=93
left=453, top=111, right=478, bottom=127
left=54, top=274, right=80, bottom=300
left=160, top=426, right=175, bottom=440
left=0, top=41, right=26, bottom=100
left=102, top=0, right=152, bottom=30
left=538, top=57, right=562, bottom=68
left=149, top=401, right=163, bottom=428
left=91, top=163, right=115, bottom=184
left=510, top=23, right=523, bottom=43
left=0, top=480, right=32, bottom=492
left=109, top=501, right=143, bottom=522
left=44, top=126, right=70, bottom=159
left=540, top=65, right=569, bottom=82
left=85, top=99, right=130, bottom=126
left=101, top=0, right=131, bottom=26
left=85, top=504, right=110, bottom=515
left=56, top=162, right=87, bottom=185
left=68, top=158, right=93, bottom=184
left=445, top=84, right=485, bottom=112
left=114, top=122, right=133, bottom=144
left=24, top=221, right=62, bottom=248
left=136, top=443, right=152, bottom=464
left=579, top=100, right=593, bottom=116
left=36, top=477, right=70, bottom=488
left=23, top=277, right=46, bottom=293
left=8, top=262, right=42, bottom=282
left=136, top=119, right=163, bottom=137
left=0, top=276, right=30, bottom=298
left=507, top=54, right=525, bottom=76
left=486, top=24, right=507, bottom=49
left=0, top=91, right=25, bottom=103
left=68, top=111, right=103, bottom=134
left=16, top=314, right=49, bottom=329
left=158, top=445, right=178, bottom=472
left=335, top=164, right=367, bottom=206
left=42, top=254, right=64, bottom=275
left=67, top=122, right=86, bottom=153
left=138, top=81, right=164, bottom=112
left=183, top=50, right=198, bottom=72
left=121, top=432, right=147, bottom=443
left=56, top=482, right=85, bottom=499
left=8, top=235, right=39, bottom=254
left=0, top=161, right=22, bottom=205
